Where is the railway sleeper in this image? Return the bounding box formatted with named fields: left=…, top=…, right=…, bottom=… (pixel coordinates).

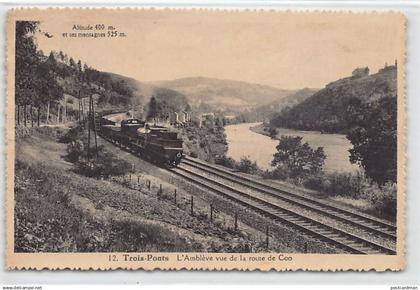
left=171, top=167, right=395, bottom=255
left=305, top=226, right=322, bottom=231
left=184, top=158, right=396, bottom=234
left=324, top=233, right=341, bottom=238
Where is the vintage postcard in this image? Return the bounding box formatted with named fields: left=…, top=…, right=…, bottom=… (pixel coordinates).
left=6, top=8, right=406, bottom=271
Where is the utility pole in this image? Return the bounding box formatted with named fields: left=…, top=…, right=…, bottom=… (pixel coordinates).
left=91, top=95, right=98, bottom=158
left=87, top=95, right=98, bottom=162
left=81, top=97, right=85, bottom=123
left=78, top=90, right=81, bottom=123
left=87, top=98, right=91, bottom=162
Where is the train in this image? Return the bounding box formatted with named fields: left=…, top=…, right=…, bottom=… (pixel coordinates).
left=98, top=117, right=184, bottom=167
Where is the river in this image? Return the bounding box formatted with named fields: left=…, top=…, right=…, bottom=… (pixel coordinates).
left=224, top=122, right=358, bottom=173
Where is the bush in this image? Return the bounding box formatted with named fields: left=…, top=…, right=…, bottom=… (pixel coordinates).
left=364, top=182, right=397, bottom=219
left=15, top=126, right=32, bottom=139
left=16, top=126, right=66, bottom=140
left=302, top=173, right=325, bottom=191
left=262, top=148, right=396, bottom=219
left=75, top=151, right=131, bottom=178
left=59, top=125, right=84, bottom=143
left=215, top=155, right=237, bottom=169
left=62, top=128, right=131, bottom=179
left=293, top=169, right=396, bottom=219
left=66, top=140, right=84, bottom=163
left=236, top=157, right=260, bottom=174
left=262, top=165, right=291, bottom=181
left=268, top=127, right=278, bottom=139
left=323, top=171, right=368, bottom=198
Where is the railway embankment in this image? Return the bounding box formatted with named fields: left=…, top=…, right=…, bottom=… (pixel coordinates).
left=94, top=133, right=346, bottom=254
left=175, top=157, right=396, bottom=254
left=14, top=126, right=299, bottom=253
left=14, top=126, right=348, bottom=253
left=14, top=127, right=230, bottom=251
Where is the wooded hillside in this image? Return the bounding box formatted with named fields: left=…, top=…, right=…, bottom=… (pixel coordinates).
left=15, top=21, right=137, bottom=126
left=270, top=66, right=397, bottom=133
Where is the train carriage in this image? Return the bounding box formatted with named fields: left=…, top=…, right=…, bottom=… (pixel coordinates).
left=98, top=118, right=183, bottom=167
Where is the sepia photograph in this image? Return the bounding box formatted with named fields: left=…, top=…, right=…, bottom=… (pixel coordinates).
left=6, top=9, right=405, bottom=270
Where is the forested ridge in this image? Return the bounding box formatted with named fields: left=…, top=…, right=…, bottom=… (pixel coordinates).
left=15, top=21, right=137, bottom=126
left=270, top=66, right=397, bottom=134
left=268, top=66, right=398, bottom=184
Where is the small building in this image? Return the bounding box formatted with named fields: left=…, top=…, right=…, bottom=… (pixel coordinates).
left=180, top=111, right=191, bottom=123
left=352, top=67, right=370, bottom=78
left=202, top=113, right=215, bottom=120
left=223, top=115, right=235, bottom=120
left=200, top=113, right=215, bottom=127
left=223, top=115, right=236, bottom=125
left=378, top=60, right=397, bottom=73
left=170, top=110, right=192, bottom=126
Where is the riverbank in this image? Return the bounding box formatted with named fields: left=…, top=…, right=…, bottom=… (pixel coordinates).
left=225, top=122, right=396, bottom=221
left=248, top=123, right=272, bottom=138
left=225, top=122, right=278, bottom=170
left=249, top=123, right=358, bottom=173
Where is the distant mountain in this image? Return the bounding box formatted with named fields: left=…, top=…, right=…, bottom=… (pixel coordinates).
left=103, top=72, right=154, bottom=100
left=236, top=88, right=318, bottom=122
left=270, top=65, right=397, bottom=133
left=150, top=77, right=293, bottom=110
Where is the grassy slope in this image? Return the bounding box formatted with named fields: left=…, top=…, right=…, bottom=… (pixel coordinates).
left=14, top=128, right=262, bottom=253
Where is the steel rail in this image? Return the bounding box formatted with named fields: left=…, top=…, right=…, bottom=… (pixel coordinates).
left=97, top=130, right=396, bottom=255
left=183, top=157, right=396, bottom=239
left=172, top=165, right=396, bottom=255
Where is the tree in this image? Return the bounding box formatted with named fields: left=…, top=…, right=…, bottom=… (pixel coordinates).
left=58, top=50, right=65, bottom=61
left=77, top=60, right=82, bottom=72
left=272, top=135, right=326, bottom=177
left=47, top=51, right=57, bottom=65
left=15, top=21, right=64, bottom=126
left=268, top=127, right=278, bottom=139
left=15, top=21, right=40, bottom=125
left=346, top=97, right=397, bottom=184
left=34, top=60, right=63, bottom=107
left=69, top=57, right=75, bottom=68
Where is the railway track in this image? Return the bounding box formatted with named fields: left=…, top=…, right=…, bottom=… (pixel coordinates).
left=183, top=156, right=397, bottom=240
left=98, top=130, right=396, bottom=255
left=169, top=160, right=396, bottom=255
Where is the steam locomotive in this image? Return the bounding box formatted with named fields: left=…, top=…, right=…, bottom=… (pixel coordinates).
left=98, top=118, right=183, bottom=167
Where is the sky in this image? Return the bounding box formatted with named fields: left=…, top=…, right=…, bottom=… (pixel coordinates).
left=31, top=9, right=405, bottom=90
